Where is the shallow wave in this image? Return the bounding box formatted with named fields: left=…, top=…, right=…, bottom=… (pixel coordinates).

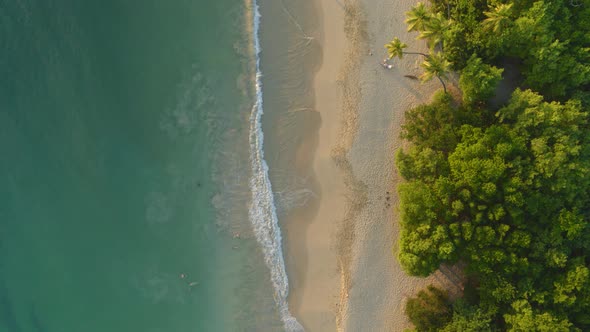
left=247, top=2, right=304, bottom=331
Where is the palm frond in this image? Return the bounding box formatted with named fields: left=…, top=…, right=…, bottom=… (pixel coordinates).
left=482, top=3, right=513, bottom=33
left=420, top=52, right=451, bottom=82
left=405, top=2, right=431, bottom=32
left=384, top=37, right=408, bottom=59
left=418, top=12, right=449, bottom=48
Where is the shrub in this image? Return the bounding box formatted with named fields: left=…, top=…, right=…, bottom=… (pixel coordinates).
left=459, top=55, right=503, bottom=106
left=406, top=285, right=452, bottom=331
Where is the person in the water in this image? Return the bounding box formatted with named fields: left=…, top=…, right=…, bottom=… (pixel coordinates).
left=180, top=273, right=199, bottom=289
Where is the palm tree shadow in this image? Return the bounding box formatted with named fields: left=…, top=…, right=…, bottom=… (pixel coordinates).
left=489, top=57, right=523, bottom=109
left=390, top=68, right=426, bottom=101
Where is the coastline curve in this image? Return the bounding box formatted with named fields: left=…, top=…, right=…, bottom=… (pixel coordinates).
left=247, top=1, right=305, bottom=331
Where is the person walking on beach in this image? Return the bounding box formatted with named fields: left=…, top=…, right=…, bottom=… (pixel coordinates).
left=381, top=58, right=393, bottom=69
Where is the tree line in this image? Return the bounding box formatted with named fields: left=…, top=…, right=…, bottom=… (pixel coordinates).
left=387, top=1, right=590, bottom=330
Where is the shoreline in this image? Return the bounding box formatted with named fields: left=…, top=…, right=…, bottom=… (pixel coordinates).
left=254, top=0, right=323, bottom=329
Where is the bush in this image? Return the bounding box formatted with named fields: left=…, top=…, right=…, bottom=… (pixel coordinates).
left=400, top=92, right=458, bottom=153
left=440, top=300, right=494, bottom=332
left=406, top=285, right=452, bottom=331
left=459, top=55, right=503, bottom=106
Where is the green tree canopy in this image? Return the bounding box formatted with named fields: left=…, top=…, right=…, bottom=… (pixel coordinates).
left=400, top=92, right=459, bottom=153
left=397, top=89, right=590, bottom=327
left=420, top=52, right=451, bottom=93
left=397, top=0, right=590, bottom=330
left=405, top=285, right=452, bottom=331
left=458, top=55, right=503, bottom=106
left=440, top=301, right=494, bottom=332
left=504, top=300, right=573, bottom=332
left=418, top=12, right=451, bottom=48
left=482, top=3, right=513, bottom=33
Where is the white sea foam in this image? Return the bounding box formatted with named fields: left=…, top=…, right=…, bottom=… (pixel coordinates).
left=248, top=2, right=304, bottom=331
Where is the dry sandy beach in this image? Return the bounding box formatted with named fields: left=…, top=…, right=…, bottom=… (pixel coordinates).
left=286, top=0, right=459, bottom=331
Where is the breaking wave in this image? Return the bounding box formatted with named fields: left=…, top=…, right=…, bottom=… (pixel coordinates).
left=247, top=1, right=304, bottom=331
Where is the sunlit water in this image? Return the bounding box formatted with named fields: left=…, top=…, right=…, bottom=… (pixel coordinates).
left=0, top=0, right=291, bottom=330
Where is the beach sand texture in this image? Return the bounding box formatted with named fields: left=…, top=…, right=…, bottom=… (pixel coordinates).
left=283, top=0, right=345, bottom=330
left=286, top=0, right=461, bottom=331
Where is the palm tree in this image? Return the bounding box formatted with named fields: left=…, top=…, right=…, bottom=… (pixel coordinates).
left=418, top=12, right=450, bottom=49
left=405, top=3, right=431, bottom=32
left=482, top=3, right=513, bottom=33
left=385, top=37, right=427, bottom=60
left=420, top=52, right=451, bottom=93
left=384, top=39, right=450, bottom=93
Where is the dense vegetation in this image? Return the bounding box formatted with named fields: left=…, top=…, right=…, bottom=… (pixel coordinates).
left=389, top=1, right=590, bottom=331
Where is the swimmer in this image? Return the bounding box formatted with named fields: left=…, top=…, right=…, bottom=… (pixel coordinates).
left=180, top=273, right=187, bottom=279
left=189, top=281, right=199, bottom=287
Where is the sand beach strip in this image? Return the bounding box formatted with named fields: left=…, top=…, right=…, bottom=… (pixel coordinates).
left=285, top=0, right=459, bottom=331
left=284, top=0, right=346, bottom=330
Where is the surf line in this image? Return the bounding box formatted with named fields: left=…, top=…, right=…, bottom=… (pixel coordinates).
left=247, top=1, right=304, bottom=331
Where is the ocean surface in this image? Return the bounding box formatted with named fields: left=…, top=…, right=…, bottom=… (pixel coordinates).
left=0, top=0, right=310, bottom=331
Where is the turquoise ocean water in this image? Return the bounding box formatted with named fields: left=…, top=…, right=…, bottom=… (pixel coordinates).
left=0, top=0, right=303, bottom=331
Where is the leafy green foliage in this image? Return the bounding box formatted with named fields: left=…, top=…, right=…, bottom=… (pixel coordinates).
left=522, top=39, right=590, bottom=99
left=504, top=300, right=573, bottom=332
left=430, top=0, right=590, bottom=100
left=385, top=37, right=408, bottom=60
left=405, top=285, right=452, bottom=331
left=420, top=52, right=451, bottom=93
left=504, top=1, right=590, bottom=99
left=396, top=147, right=448, bottom=182
left=418, top=12, right=450, bottom=49
left=397, top=89, right=590, bottom=329
left=435, top=0, right=494, bottom=69
left=396, top=0, right=590, bottom=330
left=400, top=92, right=459, bottom=153
left=482, top=3, right=513, bottom=33
left=459, top=55, right=503, bottom=106
left=440, top=300, right=494, bottom=332
left=398, top=180, right=456, bottom=276
left=405, top=2, right=431, bottom=32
